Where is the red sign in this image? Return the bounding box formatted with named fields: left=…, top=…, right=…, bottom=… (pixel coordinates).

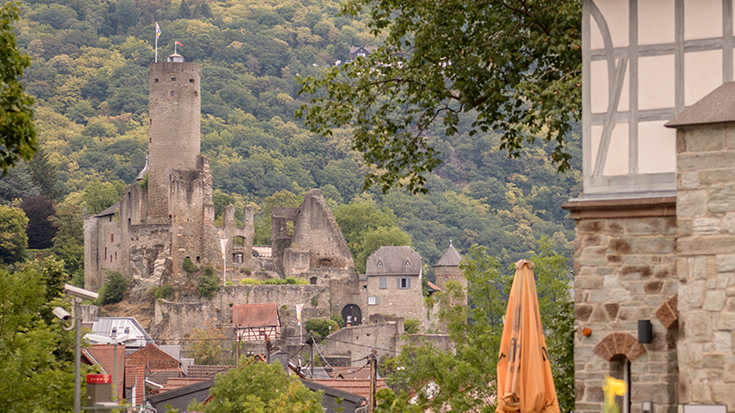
left=86, top=374, right=113, bottom=384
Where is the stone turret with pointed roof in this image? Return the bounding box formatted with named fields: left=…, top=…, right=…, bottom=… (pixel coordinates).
left=433, top=240, right=467, bottom=305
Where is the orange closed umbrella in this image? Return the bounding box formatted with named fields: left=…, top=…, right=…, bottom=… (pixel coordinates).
left=496, top=260, right=559, bottom=413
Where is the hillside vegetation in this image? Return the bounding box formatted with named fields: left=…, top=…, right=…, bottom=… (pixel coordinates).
left=6, top=0, right=582, bottom=279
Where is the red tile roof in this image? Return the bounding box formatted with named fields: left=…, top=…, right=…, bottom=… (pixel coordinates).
left=126, top=343, right=181, bottom=370
left=82, top=344, right=126, bottom=400
left=124, top=365, right=146, bottom=406
left=161, top=377, right=209, bottom=392
left=233, top=303, right=280, bottom=328
left=311, top=379, right=388, bottom=400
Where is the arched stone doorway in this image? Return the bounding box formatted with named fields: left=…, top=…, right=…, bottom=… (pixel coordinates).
left=341, top=304, right=362, bottom=326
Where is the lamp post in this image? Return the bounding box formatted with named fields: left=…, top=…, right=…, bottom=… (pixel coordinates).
left=60, top=284, right=99, bottom=413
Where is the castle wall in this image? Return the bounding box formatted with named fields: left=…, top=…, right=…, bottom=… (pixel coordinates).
left=322, top=322, right=403, bottom=365
left=366, top=274, right=424, bottom=326
left=84, top=209, right=124, bottom=290
left=151, top=284, right=332, bottom=344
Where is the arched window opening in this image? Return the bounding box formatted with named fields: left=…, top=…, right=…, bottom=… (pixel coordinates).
left=319, top=258, right=332, bottom=268
left=310, top=277, right=317, bottom=285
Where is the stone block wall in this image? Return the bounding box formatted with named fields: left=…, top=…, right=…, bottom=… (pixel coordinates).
left=572, top=216, right=678, bottom=413
left=675, top=124, right=735, bottom=410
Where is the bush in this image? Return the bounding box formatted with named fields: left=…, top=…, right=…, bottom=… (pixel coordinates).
left=101, top=271, right=128, bottom=305
left=404, top=318, right=420, bottom=334
left=183, top=257, right=198, bottom=274
left=305, top=318, right=339, bottom=341
left=331, top=313, right=346, bottom=328
left=198, top=265, right=220, bottom=299
left=154, top=283, right=172, bottom=300
left=240, top=277, right=307, bottom=285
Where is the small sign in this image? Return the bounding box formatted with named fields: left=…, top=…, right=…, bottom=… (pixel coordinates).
left=86, top=374, right=113, bottom=384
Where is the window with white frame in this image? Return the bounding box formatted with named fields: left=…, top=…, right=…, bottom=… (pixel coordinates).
left=368, top=296, right=379, bottom=305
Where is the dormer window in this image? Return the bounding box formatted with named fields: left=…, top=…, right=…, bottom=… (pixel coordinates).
left=404, top=260, right=411, bottom=267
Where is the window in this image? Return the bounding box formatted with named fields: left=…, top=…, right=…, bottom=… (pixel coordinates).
left=397, top=278, right=411, bottom=289
left=404, top=260, right=411, bottom=267
left=169, top=90, right=174, bottom=97
left=110, top=234, right=114, bottom=242
left=234, top=236, right=245, bottom=246
left=368, top=296, right=379, bottom=305
left=310, top=277, right=317, bottom=285
left=189, top=79, right=195, bottom=83
left=171, top=77, right=176, bottom=81
left=379, top=277, right=387, bottom=289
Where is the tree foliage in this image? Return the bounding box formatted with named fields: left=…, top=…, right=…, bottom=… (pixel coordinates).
left=189, top=358, right=324, bottom=413
left=100, top=270, right=128, bottom=305
left=20, top=196, right=57, bottom=250
left=298, top=0, right=581, bottom=193
left=0, top=1, right=37, bottom=176
left=0, top=262, right=77, bottom=411
left=186, top=327, right=225, bottom=365
left=49, top=203, right=85, bottom=280
left=0, top=203, right=28, bottom=264
left=380, top=239, right=573, bottom=413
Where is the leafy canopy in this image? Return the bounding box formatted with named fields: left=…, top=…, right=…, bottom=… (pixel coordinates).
left=0, top=2, right=37, bottom=175
left=298, top=0, right=581, bottom=193
left=379, top=239, right=574, bottom=412
left=188, top=358, right=324, bottom=413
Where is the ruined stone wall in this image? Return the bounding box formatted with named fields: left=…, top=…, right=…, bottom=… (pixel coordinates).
left=151, top=284, right=331, bottom=344
left=675, top=123, right=735, bottom=410
left=322, top=322, right=403, bottom=365
left=572, top=216, right=678, bottom=413
left=84, top=211, right=124, bottom=290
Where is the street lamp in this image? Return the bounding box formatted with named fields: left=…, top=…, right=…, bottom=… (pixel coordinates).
left=60, top=284, right=99, bottom=413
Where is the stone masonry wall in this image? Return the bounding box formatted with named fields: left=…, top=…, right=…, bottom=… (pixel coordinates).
left=573, top=216, right=678, bottom=413
left=675, top=124, right=735, bottom=410
left=151, top=284, right=331, bottom=344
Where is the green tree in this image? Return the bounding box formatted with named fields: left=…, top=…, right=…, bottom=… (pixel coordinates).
left=298, top=1, right=581, bottom=194
left=20, top=196, right=57, bottom=250
left=380, top=240, right=573, bottom=412
left=83, top=180, right=123, bottom=214
left=99, top=271, right=128, bottom=305
left=186, top=327, right=225, bottom=365
left=0, top=2, right=37, bottom=176
left=0, top=203, right=28, bottom=264
left=49, top=203, right=85, bottom=280
left=0, top=264, right=76, bottom=411
left=0, top=163, right=40, bottom=203
left=188, top=358, right=324, bottom=413
left=28, top=147, right=62, bottom=201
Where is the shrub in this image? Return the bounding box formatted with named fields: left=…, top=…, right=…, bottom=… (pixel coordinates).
left=240, top=278, right=263, bottom=285
left=198, top=265, right=220, bottom=299
left=183, top=257, right=198, bottom=274
left=101, top=271, right=128, bottom=305
left=285, top=276, right=297, bottom=284
left=154, top=283, right=173, bottom=300
left=305, top=318, right=339, bottom=341
left=331, top=313, right=346, bottom=328
left=404, top=318, right=420, bottom=334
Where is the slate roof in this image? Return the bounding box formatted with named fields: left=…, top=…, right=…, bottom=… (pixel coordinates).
left=435, top=243, right=462, bottom=267
left=233, top=303, right=280, bottom=328
left=185, top=364, right=234, bottom=379
left=300, top=379, right=367, bottom=413
left=666, top=82, right=735, bottom=128
left=147, top=378, right=215, bottom=413
left=365, top=246, right=422, bottom=277
left=93, top=201, right=120, bottom=218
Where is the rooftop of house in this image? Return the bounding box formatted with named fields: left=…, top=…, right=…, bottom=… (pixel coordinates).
left=312, top=378, right=388, bottom=400
left=365, top=246, right=422, bottom=277
left=93, top=202, right=120, bottom=218
left=81, top=344, right=126, bottom=400
left=233, top=303, right=281, bottom=328
left=186, top=364, right=234, bottom=379
left=666, top=82, right=735, bottom=128
left=88, top=317, right=155, bottom=349
left=126, top=343, right=182, bottom=370
left=435, top=242, right=462, bottom=267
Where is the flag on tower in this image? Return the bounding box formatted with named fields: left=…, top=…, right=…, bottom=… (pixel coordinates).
left=156, top=22, right=161, bottom=38
left=175, top=41, right=184, bottom=47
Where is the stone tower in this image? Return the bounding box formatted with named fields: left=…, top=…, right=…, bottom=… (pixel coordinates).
left=434, top=241, right=466, bottom=305
left=147, top=58, right=202, bottom=223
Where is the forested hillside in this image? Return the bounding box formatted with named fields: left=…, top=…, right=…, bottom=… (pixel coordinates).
left=4, top=0, right=582, bottom=280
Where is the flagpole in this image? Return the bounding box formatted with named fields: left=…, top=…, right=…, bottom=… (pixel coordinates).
left=155, top=22, right=158, bottom=63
